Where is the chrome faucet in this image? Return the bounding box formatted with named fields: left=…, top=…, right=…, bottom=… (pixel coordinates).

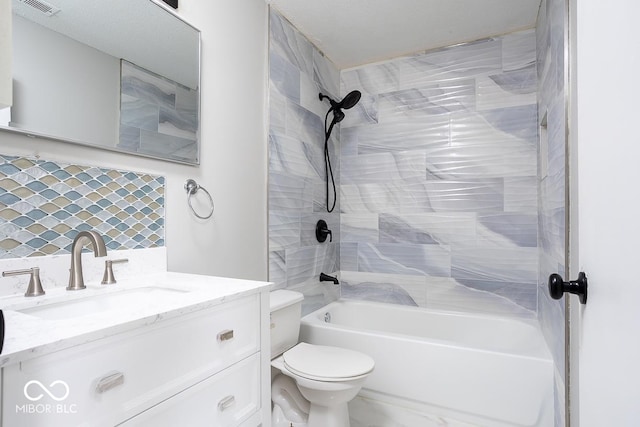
left=67, top=231, right=107, bottom=291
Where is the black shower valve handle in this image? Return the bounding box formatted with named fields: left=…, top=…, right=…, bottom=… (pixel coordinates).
left=316, top=220, right=332, bottom=243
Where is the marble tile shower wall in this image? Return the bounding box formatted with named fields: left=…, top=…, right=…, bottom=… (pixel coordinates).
left=339, top=30, right=539, bottom=316
left=268, top=10, right=341, bottom=311
left=0, top=154, right=165, bottom=259
left=536, top=0, right=567, bottom=425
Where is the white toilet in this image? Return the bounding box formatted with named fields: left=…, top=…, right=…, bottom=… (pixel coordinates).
left=270, top=290, right=374, bottom=427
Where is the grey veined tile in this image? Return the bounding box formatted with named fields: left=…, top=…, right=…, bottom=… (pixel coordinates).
left=270, top=52, right=301, bottom=103
left=269, top=10, right=314, bottom=77
left=378, top=80, right=476, bottom=122
left=358, top=242, right=451, bottom=277
left=341, top=61, right=400, bottom=96
left=397, top=37, right=503, bottom=89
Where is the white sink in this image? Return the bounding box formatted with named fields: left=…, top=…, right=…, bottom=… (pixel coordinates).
left=18, top=287, right=188, bottom=320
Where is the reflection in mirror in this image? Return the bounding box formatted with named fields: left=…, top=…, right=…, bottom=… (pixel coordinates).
left=2, top=0, right=201, bottom=164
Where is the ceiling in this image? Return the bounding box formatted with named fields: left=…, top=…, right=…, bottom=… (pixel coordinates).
left=268, top=0, right=542, bottom=70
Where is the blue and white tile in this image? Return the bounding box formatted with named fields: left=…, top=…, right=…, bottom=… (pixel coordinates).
left=397, top=38, right=502, bottom=89
left=341, top=61, right=400, bottom=96
left=269, top=211, right=300, bottom=251
left=269, top=86, right=287, bottom=134
left=121, top=61, right=176, bottom=110
left=338, top=93, right=378, bottom=129
left=425, top=276, right=536, bottom=318
left=268, top=172, right=314, bottom=212
left=341, top=151, right=426, bottom=185
left=377, top=80, right=476, bottom=122
left=341, top=214, right=379, bottom=243
left=290, top=279, right=340, bottom=316
left=269, top=250, right=287, bottom=289
left=300, top=73, right=329, bottom=121
left=269, top=132, right=322, bottom=179
left=540, top=171, right=564, bottom=211
left=476, top=67, right=537, bottom=111
left=423, top=179, right=505, bottom=213
left=340, top=271, right=427, bottom=307
left=502, top=29, right=537, bottom=71
left=285, top=244, right=338, bottom=288
left=453, top=105, right=537, bottom=145
left=270, top=52, right=301, bottom=103
left=313, top=50, right=340, bottom=99
left=118, top=125, right=141, bottom=151
left=425, top=138, right=537, bottom=180
left=285, top=102, right=324, bottom=146
left=312, top=178, right=340, bottom=214
left=340, top=242, right=358, bottom=271
left=504, top=176, right=538, bottom=212
left=478, top=213, right=538, bottom=247
left=340, top=181, right=422, bottom=214
left=158, top=108, right=197, bottom=140
left=546, top=98, right=566, bottom=178
left=269, top=10, right=314, bottom=77
left=348, top=117, right=450, bottom=155
left=379, top=212, right=476, bottom=245
left=358, top=243, right=451, bottom=277
left=451, top=245, right=538, bottom=286
left=119, top=95, right=159, bottom=132
left=175, top=85, right=198, bottom=112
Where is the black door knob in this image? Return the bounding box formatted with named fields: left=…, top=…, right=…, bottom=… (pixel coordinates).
left=548, top=272, right=588, bottom=304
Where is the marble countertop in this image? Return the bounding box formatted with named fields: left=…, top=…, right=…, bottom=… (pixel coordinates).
left=0, top=272, right=271, bottom=367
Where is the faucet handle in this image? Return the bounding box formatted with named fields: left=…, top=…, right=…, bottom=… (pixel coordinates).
left=2, top=267, right=46, bottom=297
left=101, top=259, right=129, bottom=285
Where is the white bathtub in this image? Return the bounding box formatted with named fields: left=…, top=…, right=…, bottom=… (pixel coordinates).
left=300, top=299, right=554, bottom=427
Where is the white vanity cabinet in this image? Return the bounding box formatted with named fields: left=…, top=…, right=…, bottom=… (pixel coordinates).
left=1, top=291, right=270, bottom=427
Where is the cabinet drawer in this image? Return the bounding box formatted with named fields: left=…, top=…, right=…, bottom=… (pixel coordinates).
left=2, top=294, right=260, bottom=427
left=119, top=353, right=260, bottom=427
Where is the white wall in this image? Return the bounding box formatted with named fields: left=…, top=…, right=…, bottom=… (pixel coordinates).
left=0, top=0, right=12, bottom=109
left=12, top=15, right=120, bottom=145
left=573, top=0, right=640, bottom=425
left=0, top=0, right=269, bottom=281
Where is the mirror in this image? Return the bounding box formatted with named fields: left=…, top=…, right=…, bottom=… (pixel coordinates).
left=2, top=0, right=201, bottom=164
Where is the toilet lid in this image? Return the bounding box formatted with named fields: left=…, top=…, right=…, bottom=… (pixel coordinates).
left=283, top=343, right=374, bottom=381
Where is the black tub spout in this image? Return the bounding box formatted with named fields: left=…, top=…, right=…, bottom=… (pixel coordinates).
left=319, top=272, right=339, bottom=284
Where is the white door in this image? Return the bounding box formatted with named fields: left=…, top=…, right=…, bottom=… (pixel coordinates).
left=570, top=0, right=640, bottom=425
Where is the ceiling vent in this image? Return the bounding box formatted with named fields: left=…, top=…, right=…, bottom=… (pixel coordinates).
left=17, top=0, right=61, bottom=16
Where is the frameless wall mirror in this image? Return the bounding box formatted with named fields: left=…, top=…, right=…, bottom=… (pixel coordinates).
left=2, top=0, right=201, bottom=165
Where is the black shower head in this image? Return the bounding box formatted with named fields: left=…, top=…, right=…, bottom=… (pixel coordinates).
left=339, top=90, right=361, bottom=110
left=319, top=90, right=362, bottom=111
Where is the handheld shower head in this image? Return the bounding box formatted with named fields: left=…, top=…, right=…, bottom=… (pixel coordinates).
left=339, top=90, right=361, bottom=110
left=319, top=90, right=362, bottom=114
left=319, top=88, right=362, bottom=212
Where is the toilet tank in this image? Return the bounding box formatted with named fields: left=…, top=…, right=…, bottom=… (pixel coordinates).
left=269, top=290, right=304, bottom=359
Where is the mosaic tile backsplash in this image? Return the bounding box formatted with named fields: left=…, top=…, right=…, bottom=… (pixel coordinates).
left=0, top=154, right=165, bottom=259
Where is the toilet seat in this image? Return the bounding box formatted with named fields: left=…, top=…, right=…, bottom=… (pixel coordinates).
left=283, top=342, right=374, bottom=382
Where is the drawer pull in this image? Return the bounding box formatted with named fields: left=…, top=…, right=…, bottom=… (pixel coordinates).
left=95, top=372, right=125, bottom=394
left=218, top=395, right=235, bottom=411
left=217, top=329, right=234, bottom=342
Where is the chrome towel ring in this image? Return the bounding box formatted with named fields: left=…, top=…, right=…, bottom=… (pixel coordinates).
left=184, top=179, right=214, bottom=220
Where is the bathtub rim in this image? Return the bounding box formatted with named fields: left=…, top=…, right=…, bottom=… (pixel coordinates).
left=301, top=298, right=552, bottom=361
